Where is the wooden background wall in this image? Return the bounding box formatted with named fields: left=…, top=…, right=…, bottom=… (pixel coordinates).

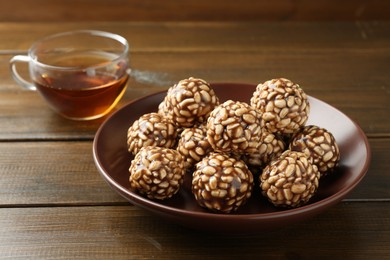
left=0, top=0, right=388, bottom=22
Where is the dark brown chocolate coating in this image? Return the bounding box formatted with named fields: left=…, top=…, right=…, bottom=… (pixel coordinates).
left=192, top=152, right=254, bottom=213
left=207, top=100, right=262, bottom=154
left=241, top=131, right=286, bottom=174
left=260, top=150, right=320, bottom=208
left=129, top=146, right=185, bottom=200
left=250, top=78, right=310, bottom=135
left=176, top=127, right=212, bottom=169
left=127, top=112, right=177, bottom=156
left=158, top=77, right=219, bottom=128
left=289, top=125, right=340, bottom=176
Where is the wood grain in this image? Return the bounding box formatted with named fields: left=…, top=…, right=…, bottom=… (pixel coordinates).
left=0, top=142, right=125, bottom=206
left=1, top=22, right=390, bottom=51
left=0, top=0, right=389, bottom=22
left=0, top=203, right=388, bottom=258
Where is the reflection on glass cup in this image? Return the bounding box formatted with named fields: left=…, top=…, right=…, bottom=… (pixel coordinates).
left=10, top=30, right=130, bottom=120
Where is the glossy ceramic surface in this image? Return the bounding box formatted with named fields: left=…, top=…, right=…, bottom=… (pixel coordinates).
left=93, top=83, right=371, bottom=232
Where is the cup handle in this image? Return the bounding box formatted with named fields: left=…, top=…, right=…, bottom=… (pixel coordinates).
left=9, top=55, right=36, bottom=91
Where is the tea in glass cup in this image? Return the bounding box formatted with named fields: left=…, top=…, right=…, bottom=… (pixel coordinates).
left=10, top=30, right=130, bottom=120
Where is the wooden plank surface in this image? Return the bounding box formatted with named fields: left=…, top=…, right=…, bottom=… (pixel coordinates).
left=0, top=142, right=126, bottom=206
left=0, top=0, right=389, bottom=22
left=0, top=203, right=388, bottom=259
left=1, top=22, right=390, bottom=51
left=0, top=20, right=389, bottom=258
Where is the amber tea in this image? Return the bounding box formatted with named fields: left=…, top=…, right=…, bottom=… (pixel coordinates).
left=33, top=52, right=129, bottom=120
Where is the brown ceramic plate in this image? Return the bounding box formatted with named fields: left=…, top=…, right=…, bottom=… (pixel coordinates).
left=93, top=83, right=371, bottom=232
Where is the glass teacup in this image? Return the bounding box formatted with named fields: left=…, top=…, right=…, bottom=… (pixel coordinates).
left=10, top=30, right=130, bottom=120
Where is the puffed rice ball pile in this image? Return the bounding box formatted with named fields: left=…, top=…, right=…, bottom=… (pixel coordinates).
left=125, top=77, right=340, bottom=213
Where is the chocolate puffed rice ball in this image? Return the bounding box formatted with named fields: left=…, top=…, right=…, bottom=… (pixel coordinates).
left=241, top=131, right=286, bottom=174
left=250, top=78, right=310, bottom=135
left=129, top=147, right=185, bottom=200
left=207, top=100, right=262, bottom=154
left=289, top=125, right=340, bottom=176
left=192, top=152, right=254, bottom=213
left=127, top=112, right=177, bottom=156
left=158, top=77, right=219, bottom=128
left=260, top=150, right=320, bottom=208
left=177, top=127, right=212, bottom=169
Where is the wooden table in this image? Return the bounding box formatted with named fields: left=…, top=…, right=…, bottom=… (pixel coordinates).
left=0, top=21, right=389, bottom=258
